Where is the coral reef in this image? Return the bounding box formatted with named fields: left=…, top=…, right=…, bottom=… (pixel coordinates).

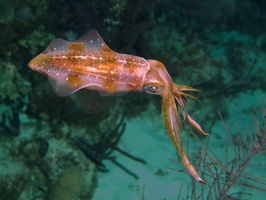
left=1, top=0, right=266, bottom=199
left=53, top=167, right=85, bottom=200
left=0, top=61, right=19, bottom=100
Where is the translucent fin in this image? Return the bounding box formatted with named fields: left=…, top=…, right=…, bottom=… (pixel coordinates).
left=44, top=38, right=70, bottom=54
left=75, top=29, right=112, bottom=52
left=98, top=91, right=128, bottom=96
left=43, top=29, right=112, bottom=54
left=48, top=75, right=97, bottom=97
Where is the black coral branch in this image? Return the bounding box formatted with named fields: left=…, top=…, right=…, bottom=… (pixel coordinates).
left=190, top=99, right=266, bottom=200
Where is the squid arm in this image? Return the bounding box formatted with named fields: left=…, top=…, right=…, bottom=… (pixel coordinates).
left=162, top=92, right=208, bottom=184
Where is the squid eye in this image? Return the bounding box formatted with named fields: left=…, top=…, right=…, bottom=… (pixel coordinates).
left=144, top=84, right=164, bottom=95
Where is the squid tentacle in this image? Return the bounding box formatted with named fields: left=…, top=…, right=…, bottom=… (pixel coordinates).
left=162, top=93, right=207, bottom=184
left=174, top=83, right=200, bottom=92
left=174, top=95, right=187, bottom=120
left=186, top=114, right=209, bottom=136
left=173, top=87, right=209, bottom=136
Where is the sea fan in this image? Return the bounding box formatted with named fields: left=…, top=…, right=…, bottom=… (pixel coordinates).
left=185, top=98, right=266, bottom=200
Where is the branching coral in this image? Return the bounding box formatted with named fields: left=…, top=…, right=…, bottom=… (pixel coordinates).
left=183, top=99, right=266, bottom=199
left=73, top=115, right=146, bottom=179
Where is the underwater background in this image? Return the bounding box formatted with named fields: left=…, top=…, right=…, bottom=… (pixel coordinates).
left=0, top=0, right=266, bottom=199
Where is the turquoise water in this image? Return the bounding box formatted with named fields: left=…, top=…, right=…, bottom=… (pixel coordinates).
left=0, top=0, right=265, bottom=199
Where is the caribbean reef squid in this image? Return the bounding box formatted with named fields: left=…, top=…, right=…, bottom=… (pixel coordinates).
left=28, top=29, right=209, bottom=184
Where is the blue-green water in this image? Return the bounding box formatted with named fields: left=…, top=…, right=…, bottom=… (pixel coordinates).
left=0, top=0, right=265, bottom=199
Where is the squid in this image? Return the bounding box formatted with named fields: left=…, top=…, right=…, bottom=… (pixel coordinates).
left=28, top=29, right=209, bottom=184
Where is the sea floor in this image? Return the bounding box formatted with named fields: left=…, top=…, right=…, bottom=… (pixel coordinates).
left=92, top=90, right=266, bottom=200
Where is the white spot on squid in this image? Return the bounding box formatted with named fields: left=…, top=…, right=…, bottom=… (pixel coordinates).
left=117, top=59, right=127, bottom=64
left=89, top=56, right=97, bottom=60
left=78, top=56, right=89, bottom=59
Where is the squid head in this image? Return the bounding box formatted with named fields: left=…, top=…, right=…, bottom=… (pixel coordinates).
left=142, top=60, right=209, bottom=184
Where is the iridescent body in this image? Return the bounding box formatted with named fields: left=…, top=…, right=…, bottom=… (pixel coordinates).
left=28, top=29, right=209, bottom=184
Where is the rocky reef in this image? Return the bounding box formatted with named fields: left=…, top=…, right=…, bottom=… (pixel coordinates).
left=0, top=0, right=266, bottom=199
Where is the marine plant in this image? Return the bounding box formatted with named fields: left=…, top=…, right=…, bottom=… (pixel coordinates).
left=171, top=99, right=266, bottom=199
left=73, top=115, right=146, bottom=179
